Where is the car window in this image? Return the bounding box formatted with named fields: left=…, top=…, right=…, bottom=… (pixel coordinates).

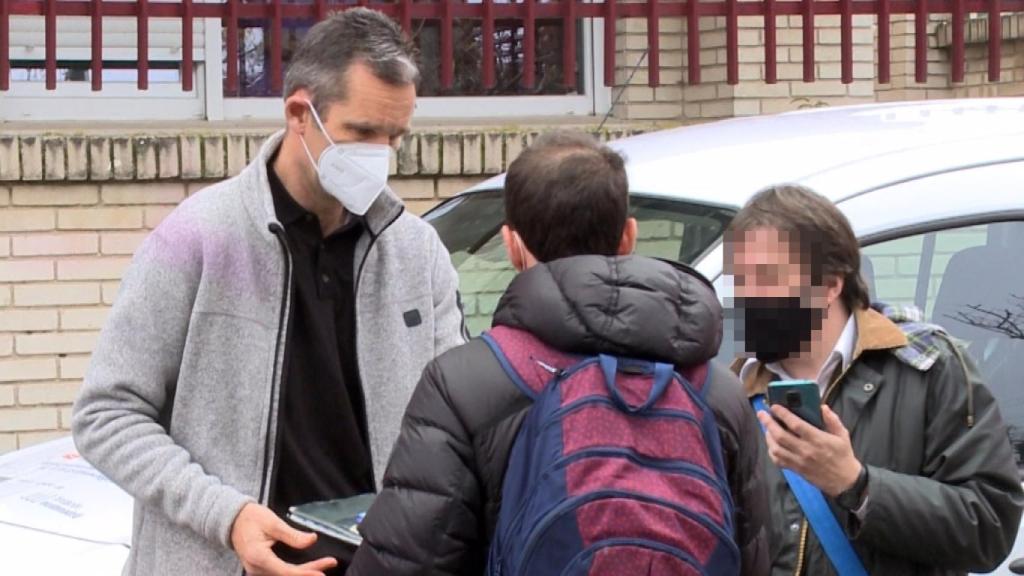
left=863, top=220, right=1024, bottom=475
left=426, top=190, right=735, bottom=336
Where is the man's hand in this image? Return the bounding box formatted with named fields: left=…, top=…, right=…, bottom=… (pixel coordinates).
left=757, top=403, right=862, bottom=497
left=230, top=503, right=338, bottom=576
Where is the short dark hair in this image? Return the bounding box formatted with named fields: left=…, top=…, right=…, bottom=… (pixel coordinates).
left=727, top=184, right=870, bottom=311
left=504, top=131, right=629, bottom=262
left=283, top=8, right=419, bottom=115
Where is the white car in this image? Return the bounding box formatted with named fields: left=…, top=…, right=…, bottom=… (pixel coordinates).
left=1, top=98, right=1021, bottom=575
left=0, top=436, right=132, bottom=575
left=427, top=97, right=1024, bottom=574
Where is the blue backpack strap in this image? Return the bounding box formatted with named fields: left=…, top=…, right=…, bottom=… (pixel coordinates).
left=752, top=395, right=868, bottom=576
left=481, top=331, right=539, bottom=400
left=481, top=326, right=582, bottom=400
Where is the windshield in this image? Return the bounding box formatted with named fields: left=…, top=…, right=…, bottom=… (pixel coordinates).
left=426, top=189, right=736, bottom=335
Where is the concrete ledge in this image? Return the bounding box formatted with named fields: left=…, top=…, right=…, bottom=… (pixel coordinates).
left=0, top=126, right=649, bottom=183
left=935, top=13, right=1024, bottom=47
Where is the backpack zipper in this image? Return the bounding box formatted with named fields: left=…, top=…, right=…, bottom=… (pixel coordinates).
left=552, top=446, right=731, bottom=496
left=497, top=441, right=734, bottom=564
left=511, top=488, right=739, bottom=576
left=558, top=537, right=706, bottom=576
left=541, top=396, right=705, bottom=435
left=502, top=451, right=735, bottom=573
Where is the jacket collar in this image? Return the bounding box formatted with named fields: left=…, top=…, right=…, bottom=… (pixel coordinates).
left=240, top=130, right=404, bottom=241
left=493, top=255, right=723, bottom=367
left=735, top=306, right=909, bottom=397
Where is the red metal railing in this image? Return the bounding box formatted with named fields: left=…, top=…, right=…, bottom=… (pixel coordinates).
left=2, top=0, right=1023, bottom=93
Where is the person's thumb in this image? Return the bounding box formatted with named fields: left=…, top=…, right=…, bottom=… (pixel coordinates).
left=270, top=518, right=317, bottom=550
left=822, top=405, right=846, bottom=437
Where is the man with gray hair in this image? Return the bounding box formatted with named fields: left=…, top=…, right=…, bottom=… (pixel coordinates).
left=72, top=9, right=467, bottom=576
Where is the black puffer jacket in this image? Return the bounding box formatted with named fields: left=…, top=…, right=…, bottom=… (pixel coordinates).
left=348, top=255, right=771, bottom=575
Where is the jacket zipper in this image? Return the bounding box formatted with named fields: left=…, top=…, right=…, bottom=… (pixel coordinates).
left=244, top=206, right=398, bottom=576
left=794, top=521, right=810, bottom=576
left=240, top=225, right=293, bottom=576
left=259, top=224, right=293, bottom=506
left=351, top=206, right=405, bottom=487
left=792, top=361, right=856, bottom=575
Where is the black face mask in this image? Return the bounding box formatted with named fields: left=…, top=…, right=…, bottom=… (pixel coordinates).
left=733, top=296, right=824, bottom=364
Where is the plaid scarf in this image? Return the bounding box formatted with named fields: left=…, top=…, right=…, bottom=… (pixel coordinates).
left=871, top=302, right=956, bottom=371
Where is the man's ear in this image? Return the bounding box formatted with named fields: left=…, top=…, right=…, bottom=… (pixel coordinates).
left=618, top=217, right=638, bottom=256
left=825, top=273, right=845, bottom=308
left=502, top=225, right=525, bottom=272
left=284, top=90, right=313, bottom=134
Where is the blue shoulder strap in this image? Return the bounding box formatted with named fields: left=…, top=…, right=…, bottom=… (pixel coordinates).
left=751, top=395, right=868, bottom=576
left=481, top=331, right=538, bottom=400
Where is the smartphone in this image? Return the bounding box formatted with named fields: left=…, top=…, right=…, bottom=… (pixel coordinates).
left=767, top=380, right=823, bottom=429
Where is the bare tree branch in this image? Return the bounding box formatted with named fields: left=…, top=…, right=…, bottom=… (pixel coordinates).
left=944, top=294, right=1024, bottom=340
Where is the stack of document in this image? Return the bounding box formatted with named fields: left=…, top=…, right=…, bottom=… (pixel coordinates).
left=288, top=493, right=376, bottom=546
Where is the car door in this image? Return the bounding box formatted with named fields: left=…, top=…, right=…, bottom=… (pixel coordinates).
left=851, top=162, right=1024, bottom=576
left=862, top=219, right=1024, bottom=472
left=863, top=217, right=1024, bottom=575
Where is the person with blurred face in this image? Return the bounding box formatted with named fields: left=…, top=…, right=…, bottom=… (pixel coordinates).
left=727, top=184, right=1022, bottom=575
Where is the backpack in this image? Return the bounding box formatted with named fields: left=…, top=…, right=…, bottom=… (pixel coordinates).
left=482, top=325, right=740, bottom=576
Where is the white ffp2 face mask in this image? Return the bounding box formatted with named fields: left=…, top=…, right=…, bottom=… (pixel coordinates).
left=299, top=102, right=392, bottom=216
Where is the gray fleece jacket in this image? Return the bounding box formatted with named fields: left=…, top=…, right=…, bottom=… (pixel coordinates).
left=71, top=130, right=468, bottom=576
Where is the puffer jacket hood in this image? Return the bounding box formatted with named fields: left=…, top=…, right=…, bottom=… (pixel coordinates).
left=493, top=255, right=722, bottom=367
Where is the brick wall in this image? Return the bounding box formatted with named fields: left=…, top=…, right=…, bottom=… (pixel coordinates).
left=613, top=17, right=688, bottom=120
left=0, top=182, right=175, bottom=453
left=876, top=13, right=1024, bottom=101
left=613, top=13, right=1023, bottom=121
left=613, top=14, right=878, bottom=120
left=0, top=124, right=648, bottom=453
left=942, top=14, right=1024, bottom=98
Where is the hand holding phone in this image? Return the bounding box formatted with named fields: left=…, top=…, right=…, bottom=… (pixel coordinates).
left=767, top=379, right=823, bottom=429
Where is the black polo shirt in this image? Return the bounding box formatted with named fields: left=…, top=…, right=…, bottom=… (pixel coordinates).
left=267, top=158, right=374, bottom=569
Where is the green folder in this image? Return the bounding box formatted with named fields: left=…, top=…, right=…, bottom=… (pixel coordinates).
left=287, top=493, right=376, bottom=546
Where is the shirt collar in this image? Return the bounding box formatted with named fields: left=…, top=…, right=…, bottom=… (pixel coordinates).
left=268, top=155, right=311, bottom=226
left=833, top=313, right=858, bottom=373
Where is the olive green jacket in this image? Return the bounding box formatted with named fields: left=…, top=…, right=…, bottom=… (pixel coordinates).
left=734, top=305, right=1024, bottom=575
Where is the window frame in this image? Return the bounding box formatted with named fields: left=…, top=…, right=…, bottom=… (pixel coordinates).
left=220, top=15, right=611, bottom=121
left=2, top=13, right=610, bottom=121
left=0, top=17, right=218, bottom=121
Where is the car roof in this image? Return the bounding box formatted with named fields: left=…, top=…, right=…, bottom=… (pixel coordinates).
left=466, top=98, right=1024, bottom=209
